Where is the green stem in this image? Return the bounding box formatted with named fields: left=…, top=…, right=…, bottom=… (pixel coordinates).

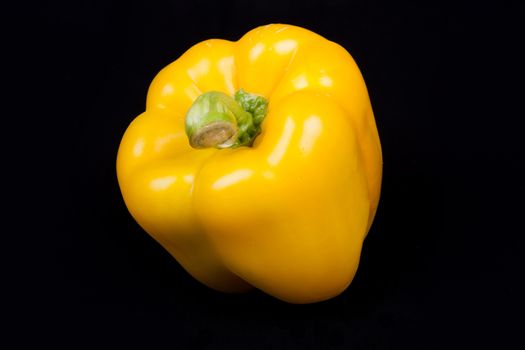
left=185, top=89, right=268, bottom=149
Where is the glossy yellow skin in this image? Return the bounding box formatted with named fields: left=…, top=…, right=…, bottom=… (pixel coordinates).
left=116, top=24, right=382, bottom=303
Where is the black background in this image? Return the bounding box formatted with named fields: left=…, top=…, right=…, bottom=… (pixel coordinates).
left=9, top=0, right=523, bottom=348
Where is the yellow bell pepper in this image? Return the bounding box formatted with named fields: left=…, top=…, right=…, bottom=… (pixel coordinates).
left=116, top=24, right=382, bottom=303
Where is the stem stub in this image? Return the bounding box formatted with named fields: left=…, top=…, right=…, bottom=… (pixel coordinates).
left=185, top=89, right=268, bottom=149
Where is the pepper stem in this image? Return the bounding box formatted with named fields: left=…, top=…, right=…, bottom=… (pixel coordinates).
left=185, top=89, right=268, bottom=149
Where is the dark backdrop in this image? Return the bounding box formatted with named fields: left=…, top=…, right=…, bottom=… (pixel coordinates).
left=10, top=1, right=523, bottom=348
